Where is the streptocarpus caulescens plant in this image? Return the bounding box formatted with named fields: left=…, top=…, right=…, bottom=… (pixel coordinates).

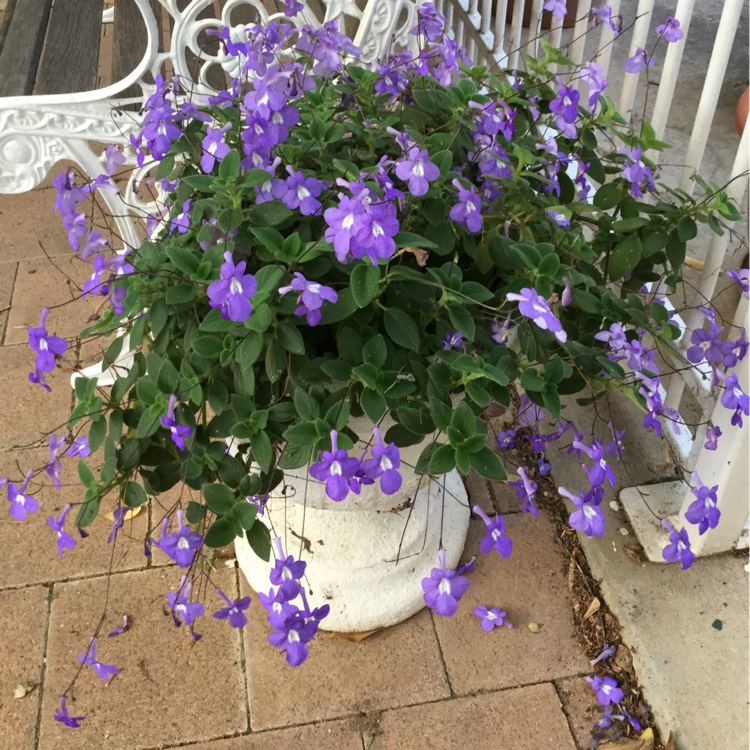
left=9, top=0, right=748, bottom=730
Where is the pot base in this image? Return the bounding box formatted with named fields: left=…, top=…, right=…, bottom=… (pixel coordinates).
left=234, top=469, right=470, bottom=632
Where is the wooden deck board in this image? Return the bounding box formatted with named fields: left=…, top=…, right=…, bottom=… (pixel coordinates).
left=0, top=0, right=52, bottom=96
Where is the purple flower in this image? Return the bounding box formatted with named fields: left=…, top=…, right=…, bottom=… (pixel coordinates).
left=207, top=251, right=258, bottom=322
left=103, top=145, right=125, bottom=176
left=590, top=643, right=617, bottom=666
left=619, top=146, right=655, bottom=198
left=54, top=697, right=85, bottom=729
left=473, top=505, right=513, bottom=558
left=269, top=552, right=306, bottom=600
left=28, top=308, right=68, bottom=391
left=65, top=436, right=91, bottom=458
left=48, top=503, right=76, bottom=559
left=506, top=287, right=567, bottom=343
left=655, top=16, right=684, bottom=43
left=561, top=277, right=572, bottom=307
left=201, top=123, right=231, bottom=173
left=685, top=472, right=720, bottom=535
left=544, top=0, right=566, bottom=18
left=278, top=272, right=338, bottom=326
left=7, top=470, right=39, bottom=521
left=491, top=318, right=513, bottom=345
left=573, top=439, right=617, bottom=489
left=496, top=429, right=517, bottom=450
left=213, top=588, right=252, bottom=628
left=547, top=210, right=570, bottom=227
left=161, top=394, right=193, bottom=451
left=421, top=548, right=470, bottom=616
left=590, top=4, right=621, bottom=34
left=107, top=614, right=130, bottom=638
left=279, top=167, right=325, bottom=216
left=726, top=269, right=749, bottom=299
left=517, top=393, right=545, bottom=429
left=258, top=587, right=299, bottom=630
left=412, top=1, right=445, bottom=41
left=559, top=486, right=606, bottom=537
left=449, top=179, right=483, bottom=233
left=46, top=433, right=67, bottom=490
left=170, top=199, right=192, bottom=235
left=284, top=0, right=303, bottom=16
left=549, top=78, right=579, bottom=123
left=267, top=615, right=310, bottom=666
left=361, top=427, right=402, bottom=495
left=586, top=675, right=624, bottom=706
left=720, top=373, right=750, bottom=427
left=704, top=424, right=721, bottom=451
left=108, top=507, right=127, bottom=543
left=594, top=322, right=628, bottom=353
left=394, top=147, right=440, bottom=197
left=309, top=430, right=359, bottom=502
left=508, top=467, right=539, bottom=515
left=623, top=47, right=654, bottom=74
left=473, top=605, right=512, bottom=631
left=166, top=576, right=205, bottom=633
left=152, top=510, right=203, bottom=568
left=442, top=331, right=464, bottom=351
left=78, top=637, right=120, bottom=682
left=661, top=519, right=696, bottom=569
left=581, top=61, right=608, bottom=109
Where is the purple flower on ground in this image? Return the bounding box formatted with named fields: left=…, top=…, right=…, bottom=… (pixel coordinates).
left=107, top=614, right=129, bottom=638
left=394, top=147, right=440, bottom=197
left=48, top=503, right=76, bottom=559
left=449, top=179, right=483, bottom=233
left=586, top=675, right=624, bottom=706
left=54, top=697, right=85, bottom=729
left=309, top=430, right=359, bottom=502
left=623, top=47, right=655, bottom=74
left=547, top=210, right=570, bottom=227
left=361, top=427, right=402, bottom=495
left=442, top=331, right=464, bottom=351
left=496, top=429, right=517, bottom=450
left=28, top=308, right=68, bottom=392
left=704, top=424, right=721, bottom=451
left=161, top=394, right=193, bottom=451
left=590, top=643, right=617, bottom=665
left=201, top=123, right=231, bottom=173
left=278, top=272, right=338, bottom=326
left=152, top=510, right=203, bottom=568
left=508, top=467, right=539, bottom=515
left=662, top=519, right=696, bottom=569
left=207, top=251, right=258, bottom=322
left=726, top=269, right=749, bottom=298
left=7, top=470, right=38, bottom=521
left=78, top=637, right=120, bottom=682
left=411, top=1, right=445, bottom=41
left=655, top=16, right=684, bottom=43
left=685, top=472, right=720, bottom=535
left=559, top=486, right=606, bottom=538
left=506, top=288, right=567, bottom=343
left=213, top=588, right=252, bottom=628
left=544, top=0, right=567, bottom=19
left=165, top=576, right=205, bottom=634
left=473, top=505, right=513, bottom=558
left=590, top=4, right=621, bottom=34
left=473, top=605, right=512, bottom=631
left=517, top=393, right=545, bottom=429
left=421, top=548, right=470, bottom=616
left=65, top=436, right=90, bottom=458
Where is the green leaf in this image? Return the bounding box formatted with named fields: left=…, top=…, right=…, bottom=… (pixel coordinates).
left=165, top=284, right=196, bottom=305
left=250, top=431, right=274, bottom=474
left=447, top=303, right=475, bottom=340
left=451, top=401, right=477, bottom=439
left=394, top=231, right=438, bottom=249
left=465, top=381, right=491, bottom=408
left=192, top=335, right=223, bottom=359
left=123, top=481, right=148, bottom=507
left=361, top=389, right=387, bottom=422
left=384, top=308, right=420, bottom=351
left=350, top=262, right=380, bottom=308
left=431, top=149, right=452, bottom=175
left=265, top=340, right=286, bottom=383
left=428, top=443, right=456, bottom=474
left=88, top=417, right=107, bottom=452
left=202, top=483, right=236, bottom=515
left=520, top=368, right=545, bottom=392
left=276, top=323, right=305, bottom=355
left=250, top=227, right=284, bottom=253
left=204, top=517, right=238, bottom=548
left=294, top=389, right=320, bottom=421
left=283, top=421, right=320, bottom=446
left=352, top=362, right=379, bottom=390
left=319, top=359, right=352, bottom=381
left=167, top=246, right=200, bottom=277
left=607, top=235, right=643, bottom=280
left=247, top=200, right=293, bottom=227
left=219, top=149, right=241, bottom=181
left=469, top=446, right=507, bottom=480
left=246, top=522, right=272, bottom=561
left=78, top=461, right=97, bottom=490
left=232, top=501, right=258, bottom=531
left=676, top=216, right=698, bottom=242
left=362, top=334, right=387, bottom=369
left=157, top=360, right=179, bottom=394
left=75, top=495, right=101, bottom=528
left=319, top=288, right=357, bottom=325
left=537, top=253, right=561, bottom=278
left=429, top=397, right=452, bottom=429
left=594, top=182, right=624, bottom=210
left=186, top=500, right=206, bottom=525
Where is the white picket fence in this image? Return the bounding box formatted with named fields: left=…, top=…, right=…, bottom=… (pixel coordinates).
left=441, top=0, right=749, bottom=555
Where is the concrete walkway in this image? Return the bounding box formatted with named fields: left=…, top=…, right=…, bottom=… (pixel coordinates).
left=0, top=183, right=604, bottom=750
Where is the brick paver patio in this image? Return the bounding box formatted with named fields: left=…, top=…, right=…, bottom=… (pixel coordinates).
left=0, top=182, right=602, bottom=749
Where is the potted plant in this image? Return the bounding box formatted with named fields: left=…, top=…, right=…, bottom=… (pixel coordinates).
left=15, top=0, right=747, bottom=731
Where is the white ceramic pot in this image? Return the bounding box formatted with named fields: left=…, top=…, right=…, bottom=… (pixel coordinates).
left=233, top=418, right=470, bottom=632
